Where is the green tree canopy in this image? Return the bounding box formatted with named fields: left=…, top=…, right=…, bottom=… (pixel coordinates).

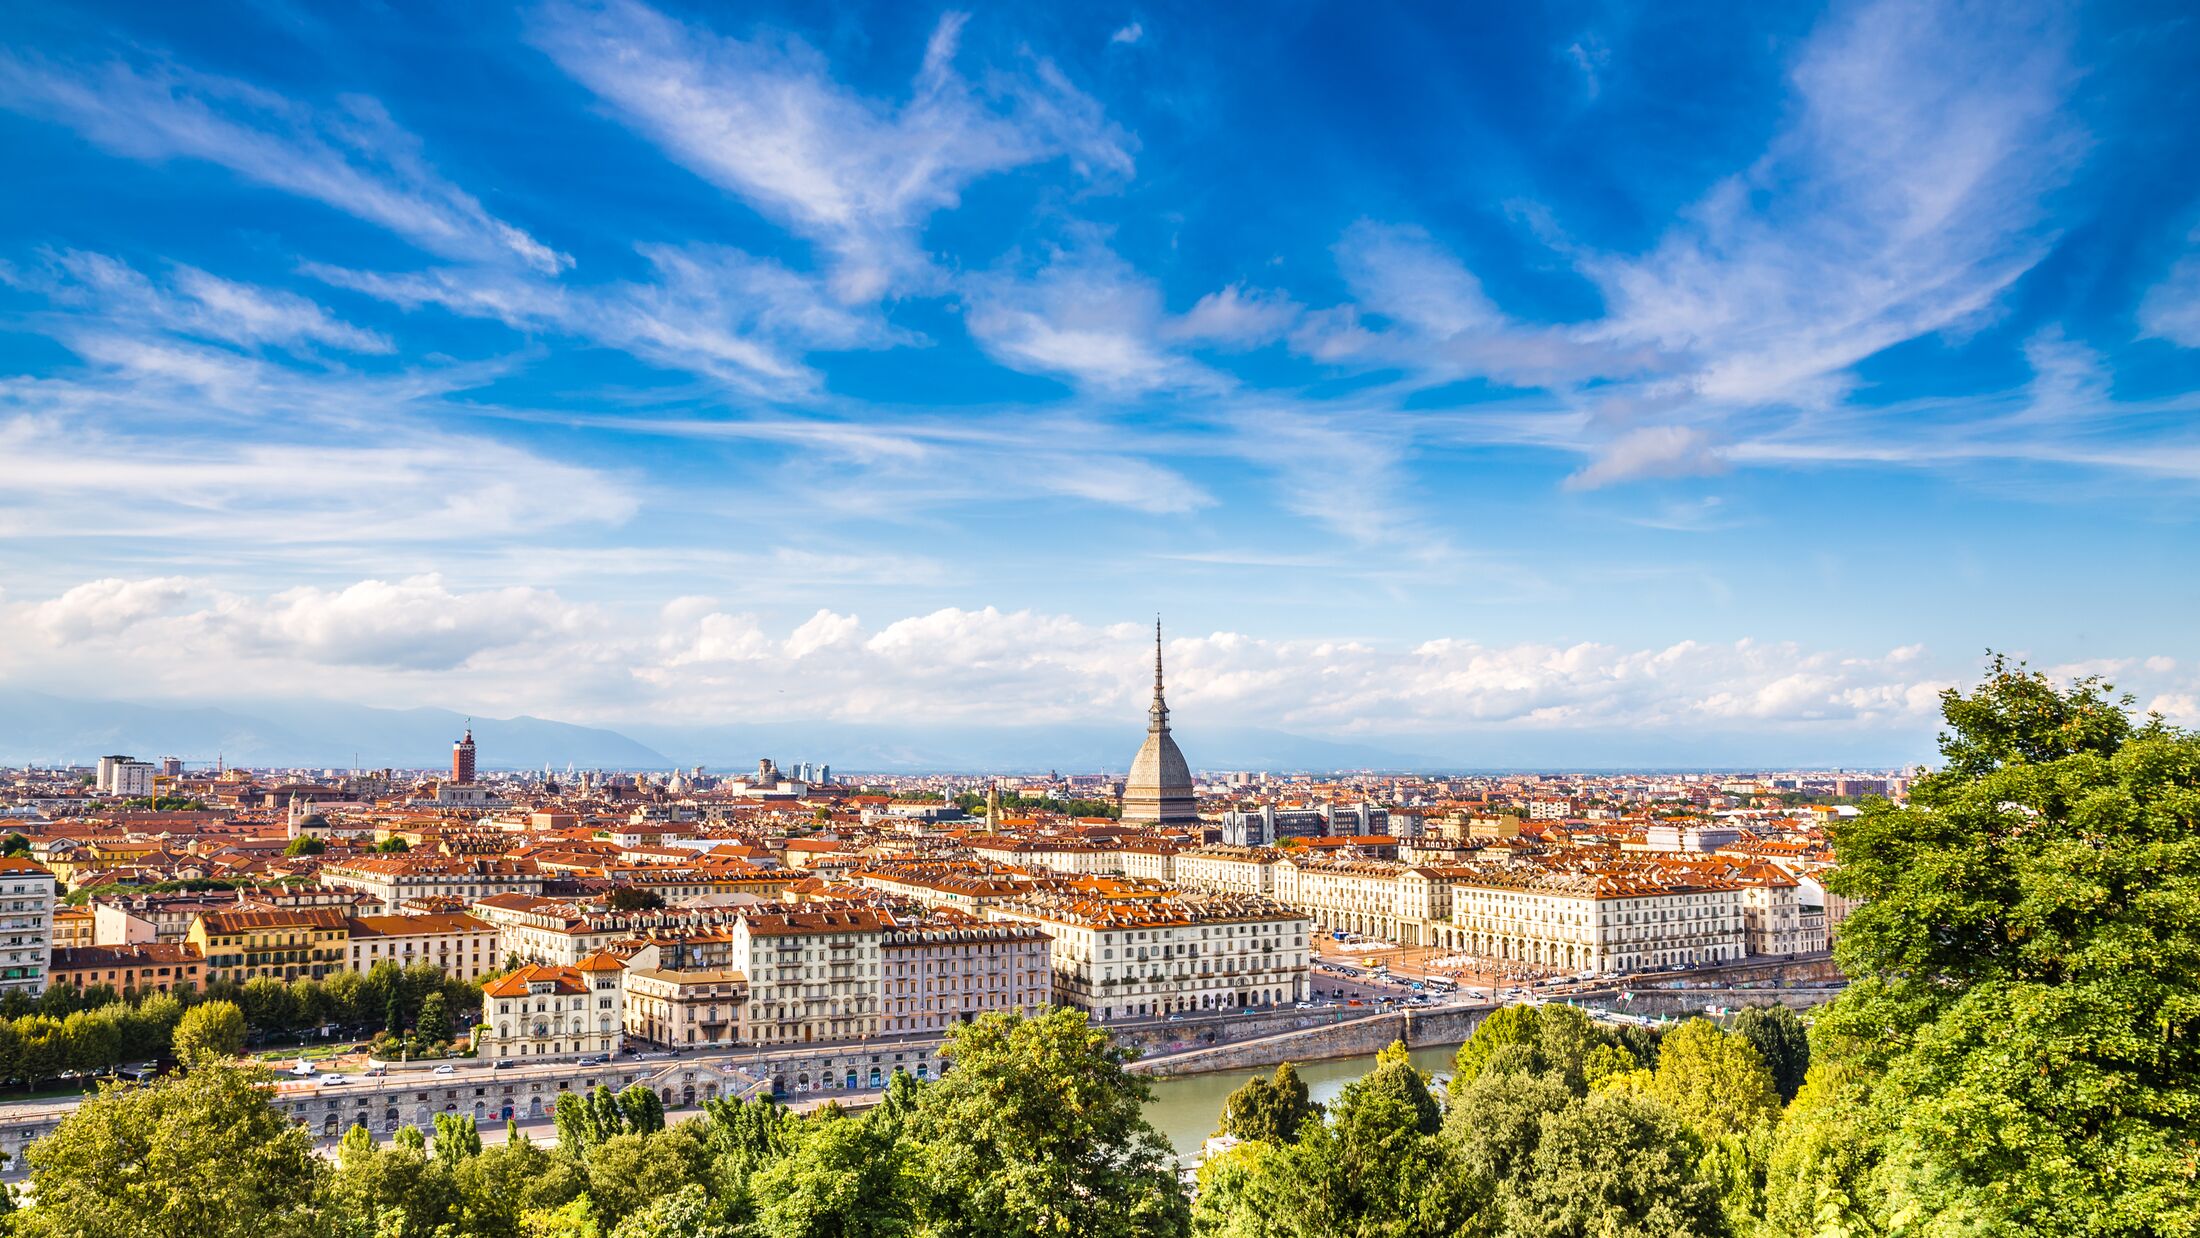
left=1218, top=1061, right=1321, bottom=1144
left=170, top=999, right=246, bottom=1066
left=19, top=1062, right=333, bottom=1238
left=1814, top=658, right=2200, bottom=1234
left=748, top=1109, right=917, bottom=1238
left=1501, top=1089, right=1727, bottom=1238
left=911, top=1007, right=1188, bottom=1238
left=1646, top=1019, right=1782, bottom=1140
left=1729, top=1005, right=1810, bottom=1103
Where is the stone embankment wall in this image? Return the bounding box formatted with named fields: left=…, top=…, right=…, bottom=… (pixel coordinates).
left=1132, top=1004, right=1495, bottom=1077
left=1133, top=954, right=1850, bottom=1077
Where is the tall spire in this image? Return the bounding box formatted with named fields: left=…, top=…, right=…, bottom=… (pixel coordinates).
left=1148, top=616, right=1170, bottom=734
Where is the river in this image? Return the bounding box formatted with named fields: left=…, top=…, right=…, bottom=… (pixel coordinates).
left=1141, top=1042, right=1461, bottom=1163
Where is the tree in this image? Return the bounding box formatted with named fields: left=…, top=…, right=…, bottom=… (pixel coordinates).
left=238, top=976, right=298, bottom=1035
left=1761, top=1062, right=1886, bottom=1238
left=1646, top=1019, right=1781, bottom=1141
left=583, top=1128, right=711, bottom=1231
left=1284, top=1042, right=1488, bottom=1238
left=616, top=1082, right=664, bottom=1135
left=1441, top=1063, right=1575, bottom=1185
left=749, top=1110, right=918, bottom=1238
left=1813, top=659, right=2200, bottom=1234
left=609, top=1184, right=734, bottom=1238
left=1502, top=1089, right=1727, bottom=1238
left=453, top=1131, right=587, bottom=1238
left=16, top=1062, right=333, bottom=1238
left=283, top=836, right=325, bottom=856
left=1188, top=1141, right=1295, bottom=1238
left=604, top=887, right=665, bottom=912
left=376, top=836, right=410, bottom=853
left=2, top=833, right=30, bottom=856
left=1218, top=1061, right=1320, bottom=1144
left=416, top=991, right=452, bottom=1045
left=1729, top=1006, right=1810, bottom=1102
left=701, top=1093, right=795, bottom=1222
left=170, top=1000, right=246, bottom=1066
left=330, top=1121, right=460, bottom=1236
left=911, top=1008, right=1188, bottom=1238
left=433, top=1111, right=483, bottom=1165
left=1449, top=1003, right=1605, bottom=1099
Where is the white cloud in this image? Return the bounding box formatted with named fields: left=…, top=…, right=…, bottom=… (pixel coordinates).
left=1165, top=284, right=1301, bottom=347
left=1565, top=425, right=1726, bottom=490
left=6, top=250, right=391, bottom=354
left=965, top=243, right=1223, bottom=393
left=6, top=584, right=2081, bottom=742
left=2138, top=231, right=2200, bottom=348
left=1299, top=0, right=2095, bottom=491
left=0, top=53, right=566, bottom=272
left=1577, top=0, right=2079, bottom=409
left=313, top=244, right=905, bottom=399
left=527, top=0, right=1133, bottom=301
left=1110, top=23, right=1145, bottom=47
left=1290, top=222, right=1647, bottom=388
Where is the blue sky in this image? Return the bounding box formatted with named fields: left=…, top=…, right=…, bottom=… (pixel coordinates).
left=0, top=0, right=2196, bottom=762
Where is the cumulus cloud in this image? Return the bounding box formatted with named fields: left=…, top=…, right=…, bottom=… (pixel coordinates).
left=6, top=583, right=2096, bottom=744
left=0, top=52, right=565, bottom=272
left=527, top=0, right=1132, bottom=301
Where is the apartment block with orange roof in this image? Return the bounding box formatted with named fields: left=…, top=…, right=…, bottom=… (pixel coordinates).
left=475, top=951, right=625, bottom=1060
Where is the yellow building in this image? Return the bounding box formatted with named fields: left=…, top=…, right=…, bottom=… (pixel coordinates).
left=187, top=907, right=351, bottom=984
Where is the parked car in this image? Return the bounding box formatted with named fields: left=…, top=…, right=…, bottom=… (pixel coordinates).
left=432, top=1064, right=456, bottom=1075
left=493, top=1060, right=515, bottom=1070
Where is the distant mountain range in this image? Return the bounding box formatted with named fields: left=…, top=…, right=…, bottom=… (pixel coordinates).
left=0, top=689, right=1925, bottom=774
left=0, top=690, right=668, bottom=772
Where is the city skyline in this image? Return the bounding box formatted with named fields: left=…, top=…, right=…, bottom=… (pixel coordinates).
left=2, top=0, right=2198, bottom=762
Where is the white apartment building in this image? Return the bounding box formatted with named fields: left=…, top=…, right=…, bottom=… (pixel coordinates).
left=733, top=907, right=884, bottom=1046
left=0, top=858, right=56, bottom=996
left=345, top=913, right=499, bottom=983
left=476, top=952, right=625, bottom=1060
left=1448, top=865, right=1748, bottom=974
left=968, top=838, right=1122, bottom=876
left=1171, top=846, right=1276, bottom=896
left=1272, top=857, right=1411, bottom=941
left=879, top=911, right=1052, bottom=1035
left=623, top=968, right=746, bottom=1049
left=986, top=890, right=1309, bottom=1022
left=320, top=857, right=546, bottom=913
left=107, top=761, right=156, bottom=798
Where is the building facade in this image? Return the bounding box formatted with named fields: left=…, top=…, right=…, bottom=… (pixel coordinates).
left=879, top=912, right=1051, bottom=1035
left=476, top=952, right=625, bottom=1060
left=623, top=968, right=746, bottom=1048
left=987, top=890, right=1309, bottom=1021
left=0, top=857, right=57, bottom=996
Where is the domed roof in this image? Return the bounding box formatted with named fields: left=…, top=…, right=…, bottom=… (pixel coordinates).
left=1126, top=728, right=1192, bottom=797
left=1121, top=619, right=1197, bottom=826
